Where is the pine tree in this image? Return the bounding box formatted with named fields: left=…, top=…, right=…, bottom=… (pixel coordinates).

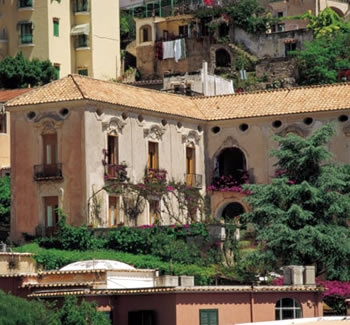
left=242, top=124, right=350, bottom=280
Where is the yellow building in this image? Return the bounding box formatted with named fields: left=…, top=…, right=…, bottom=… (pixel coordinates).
left=0, top=0, right=121, bottom=80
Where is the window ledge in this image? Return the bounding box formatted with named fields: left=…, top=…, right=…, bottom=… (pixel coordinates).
left=19, top=43, right=34, bottom=47
left=18, top=7, right=34, bottom=11
left=76, top=46, right=90, bottom=51
left=74, top=11, right=89, bottom=15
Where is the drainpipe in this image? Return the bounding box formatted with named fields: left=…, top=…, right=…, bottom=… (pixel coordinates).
left=250, top=290, right=254, bottom=322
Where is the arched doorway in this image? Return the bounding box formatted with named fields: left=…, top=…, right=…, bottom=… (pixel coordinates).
left=215, top=49, right=231, bottom=67
left=221, top=202, right=245, bottom=223
left=215, top=147, right=247, bottom=184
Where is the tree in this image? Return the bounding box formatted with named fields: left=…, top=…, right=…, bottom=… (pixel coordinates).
left=294, top=31, right=350, bottom=85
left=0, top=290, right=60, bottom=325
left=0, top=52, right=57, bottom=89
left=241, top=125, right=350, bottom=280
left=0, top=176, right=10, bottom=227
left=57, top=296, right=111, bottom=325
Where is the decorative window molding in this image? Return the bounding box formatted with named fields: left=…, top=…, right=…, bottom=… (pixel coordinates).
left=102, top=117, right=126, bottom=135
left=278, top=125, right=307, bottom=137
left=143, top=124, right=166, bottom=141
left=182, top=130, right=201, bottom=144
left=32, top=113, right=63, bottom=131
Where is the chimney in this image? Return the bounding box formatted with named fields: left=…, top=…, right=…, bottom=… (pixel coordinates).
left=283, top=265, right=315, bottom=286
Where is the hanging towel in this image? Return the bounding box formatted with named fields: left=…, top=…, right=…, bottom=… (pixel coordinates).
left=162, top=41, right=175, bottom=60
left=181, top=38, right=186, bottom=59
left=174, top=39, right=182, bottom=62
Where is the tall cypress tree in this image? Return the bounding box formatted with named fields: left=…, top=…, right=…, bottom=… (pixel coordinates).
left=242, top=124, right=350, bottom=280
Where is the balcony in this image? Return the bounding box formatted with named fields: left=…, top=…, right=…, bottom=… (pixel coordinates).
left=145, top=168, right=167, bottom=184
left=208, top=170, right=249, bottom=192
left=185, top=173, right=203, bottom=188
left=104, top=164, right=128, bottom=182
left=33, top=164, right=63, bottom=181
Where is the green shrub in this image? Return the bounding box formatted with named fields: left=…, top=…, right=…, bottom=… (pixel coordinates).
left=14, top=243, right=216, bottom=285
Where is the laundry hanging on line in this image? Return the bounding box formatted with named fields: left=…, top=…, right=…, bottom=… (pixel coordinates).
left=162, top=39, right=186, bottom=61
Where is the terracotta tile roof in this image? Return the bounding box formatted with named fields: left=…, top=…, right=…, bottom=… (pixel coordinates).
left=6, top=75, right=350, bottom=121
left=0, top=88, right=32, bottom=103
left=22, top=281, right=103, bottom=288
left=28, top=285, right=323, bottom=298
left=193, top=83, right=350, bottom=120
left=6, top=75, right=205, bottom=120
left=0, top=252, right=34, bottom=256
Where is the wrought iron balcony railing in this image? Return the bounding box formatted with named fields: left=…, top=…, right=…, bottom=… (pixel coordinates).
left=145, top=168, right=167, bottom=183
left=33, top=164, right=63, bottom=181
left=185, top=173, right=203, bottom=188
left=104, top=164, right=128, bottom=182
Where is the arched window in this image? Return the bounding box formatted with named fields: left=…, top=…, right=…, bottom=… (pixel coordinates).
left=275, top=298, right=302, bottom=320
left=140, top=25, right=152, bottom=43
left=217, top=147, right=247, bottom=183
left=330, top=7, right=344, bottom=17
left=215, top=49, right=231, bottom=67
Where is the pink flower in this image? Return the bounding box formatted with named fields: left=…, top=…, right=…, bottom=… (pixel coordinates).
left=287, top=180, right=295, bottom=185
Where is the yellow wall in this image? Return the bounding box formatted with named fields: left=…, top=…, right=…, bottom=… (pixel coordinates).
left=0, top=112, right=10, bottom=169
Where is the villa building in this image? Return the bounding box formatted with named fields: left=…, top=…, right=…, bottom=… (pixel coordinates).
left=0, top=0, right=120, bottom=80
left=5, top=75, right=350, bottom=241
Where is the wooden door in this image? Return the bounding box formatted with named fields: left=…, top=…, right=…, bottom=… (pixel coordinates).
left=149, top=201, right=159, bottom=225
left=107, top=135, right=118, bottom=177
left=148, top=142, right=159, bottom=170
left=186, top=146, right=195, bottom=185
left=109, top=196, right=118, bottom=227
left=44, top=196, right=58, bottom=236
left=43, top=134, right=58, bottom=177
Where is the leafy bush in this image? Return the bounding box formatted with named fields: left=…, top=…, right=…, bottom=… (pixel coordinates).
left=37, top=214, right=105, bottom=251
left=0, top=176, right=10, bottom=227
left=0, top=290, right=60, bottom=325
left=14, top=243, right=216, bottom=285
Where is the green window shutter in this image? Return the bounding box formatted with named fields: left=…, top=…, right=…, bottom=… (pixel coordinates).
left=54, top=65, right=60, bottom=79
left=200, top=310, right=218, bottom=325
left=53, top=20, right=59, bottom=37
left=78, top=69, right=88, bottom=76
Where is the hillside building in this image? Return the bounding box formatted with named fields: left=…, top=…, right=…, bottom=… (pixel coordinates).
left=5, top=75, right=350, bottom=241
left=0, top=0, right=121, bottom=80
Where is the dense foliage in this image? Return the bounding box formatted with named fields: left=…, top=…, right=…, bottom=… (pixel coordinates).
left=194, top=0, right=277, bottom=34
left=14, top=243, right=216, bottom=285
left=0, top=291, right=111, bottom=325
left=241, top=125, right=350, bottom=280
left=0, top=52, right=57, bottom=89
left=120, top=11, right=136, bottom=41
left=0, top=176, right=10, bottom=227
left=0, top=290, right=59, bottom=325
left=36, top=218, right=220, bottom=266
left=292, top=9, right=350, bottom=85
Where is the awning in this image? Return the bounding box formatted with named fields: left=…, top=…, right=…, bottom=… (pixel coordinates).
left=71, top=24, right=89, bottom=36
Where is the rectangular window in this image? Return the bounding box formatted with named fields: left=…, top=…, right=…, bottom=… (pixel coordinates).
left=200, top=309, right=218, bottom=325
left=18, top=0, right=32, bottom=8
left=74, top=0, right=88, bottom=12
left=149, top=201, right=159, bottom=225
left=277, top=23, right=285, bottom=32
left=76, top=34, right=88, bottom=48
left=53, top=19, right=59, bottom=37
left=179, top=25, right=188, bottom=37
left=285, top=42, right=297, bottom=56
left=20, top=22, right=33, bottom=44
left=0, top=113, right=7, bottom=134
left=148, top=142, right=159, bottom=169
left=78, top=69, right=88, bottom=76
left=44, top=196, right=58, bottom=231
left=109, top=196, right=119, bottom=227
left=43, top=134, right=58, bottom=177
left=128, top=310, right=156, bottom=325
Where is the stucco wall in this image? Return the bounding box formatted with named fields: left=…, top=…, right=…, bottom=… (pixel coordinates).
left=0, top=112, right=10, bottom=168
left=84, top=103, right=206, bottom=227
left=10, top=104, right=85, bottom=241
left=206, top=111, right=350, bottom=219
left=175, top=291, right=322, bottom=325
left=91, top=0, right=121, bottom=79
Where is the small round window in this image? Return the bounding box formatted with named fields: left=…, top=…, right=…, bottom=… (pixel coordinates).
left=239, top=123, right=249, bottom=132
left=27, top=111, right=36, bottom=120
left=275, top=298, right=302, bottom=320
left=60, top=108, right=69, bottom=117
left=211, top=126, right=220, bottom=134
